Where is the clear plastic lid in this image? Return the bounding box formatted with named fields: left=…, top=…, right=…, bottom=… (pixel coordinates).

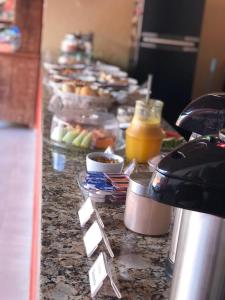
left=58, top=110, right=118, bottom=127
left=50, top=111, right=120, bottom=151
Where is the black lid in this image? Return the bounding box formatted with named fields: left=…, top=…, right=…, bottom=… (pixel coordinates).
left=149, top=136, right=225, bottom=218
left=176, top=93, right=225, bottom=135
left=158, top=136, right=225, bottom=187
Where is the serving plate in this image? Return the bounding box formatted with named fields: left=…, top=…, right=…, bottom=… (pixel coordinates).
left=44, top=131, right=125, bottom=154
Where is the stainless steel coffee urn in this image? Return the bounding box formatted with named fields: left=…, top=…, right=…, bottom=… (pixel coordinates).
left=166, top=92, right=225, bottom=277
left=149, top=120, right=225, bottom=299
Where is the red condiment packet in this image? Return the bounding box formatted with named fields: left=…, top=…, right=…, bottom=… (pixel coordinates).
left=112, top=182, right=129, bottom=190
left=104, top=173, right=129, bottom=184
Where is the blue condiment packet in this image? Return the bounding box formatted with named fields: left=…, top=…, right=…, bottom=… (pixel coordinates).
left=84, top=171, right=115, bottom=192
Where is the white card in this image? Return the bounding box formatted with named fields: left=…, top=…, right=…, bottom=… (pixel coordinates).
left=101, top=229, right=114, bottom=258
left=89, top=252, right=108, bottom=298
left=83, top=221, right=103, bottom=257
left=78, top=197, right=94, bottom=227
left=89, top=252, right=122, bottom=299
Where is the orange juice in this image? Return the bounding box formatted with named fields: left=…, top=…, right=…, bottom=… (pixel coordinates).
left=125, top=100, right=164, bottom=163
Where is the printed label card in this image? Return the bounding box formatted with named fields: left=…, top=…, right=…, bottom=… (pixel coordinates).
left=89, top=252, right=121, bottom=299
left=78, top=197, right=104, bottom=228
left=83, top=220, right=114, bottom=258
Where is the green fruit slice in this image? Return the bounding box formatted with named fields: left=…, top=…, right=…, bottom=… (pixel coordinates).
left=162, top=137, right=175, bottom=149
left=62, top=128, right=81, bottom=144
left=51, top=126, right=67, bottom=142
left=80, top=132, right=93, bottom=148
left=72, top=130, right=87, bottom=147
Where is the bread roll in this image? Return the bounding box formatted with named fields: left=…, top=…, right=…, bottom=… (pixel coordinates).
left=79, top=86, right=97, bottom=96
left=75, top=86, right=81, bottom=95
left=62, top=82, right=75, bottom=93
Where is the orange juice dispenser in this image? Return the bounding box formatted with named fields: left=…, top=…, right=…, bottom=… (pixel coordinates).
left=125, top=99, right=164, bottom=163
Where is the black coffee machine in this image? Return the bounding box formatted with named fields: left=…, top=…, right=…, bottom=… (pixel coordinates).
left=149, top=93, right=225, bottom=300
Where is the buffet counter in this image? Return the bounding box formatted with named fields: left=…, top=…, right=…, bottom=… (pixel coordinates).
left=40, top=107, right=171, bottom=299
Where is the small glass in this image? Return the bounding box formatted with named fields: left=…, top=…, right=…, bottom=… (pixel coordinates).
left=117, top=106, right=135, bottom=124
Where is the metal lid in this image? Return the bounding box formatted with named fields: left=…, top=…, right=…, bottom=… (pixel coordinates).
left=129, top=172, right=153, bottom=198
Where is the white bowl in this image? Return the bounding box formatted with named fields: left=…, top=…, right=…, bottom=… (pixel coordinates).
left=86, top=152, right=124, bottom=173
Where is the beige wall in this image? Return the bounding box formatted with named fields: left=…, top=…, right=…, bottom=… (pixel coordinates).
left=42, top=0, right=133, bottom=69
left=193, top=0, right=225, bottom=97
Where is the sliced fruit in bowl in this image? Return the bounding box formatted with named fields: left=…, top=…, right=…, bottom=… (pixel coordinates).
left=62, top=125, right=82, bottom=144
left=162, top=130, right=185, bottom=150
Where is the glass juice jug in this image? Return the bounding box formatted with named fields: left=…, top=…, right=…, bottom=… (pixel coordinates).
left=126, top=99, right=164, bottom=163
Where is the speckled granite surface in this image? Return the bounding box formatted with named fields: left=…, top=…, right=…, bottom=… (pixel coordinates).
left=41, top=108, right=172, bottom=300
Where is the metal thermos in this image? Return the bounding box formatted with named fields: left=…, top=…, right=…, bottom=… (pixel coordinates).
left=170, top=210, right=225, bottom=300
left=166, top=92, right=225, bottom=276
left=166, top=133, right=199, bottom=276
left=149, top=124, right=225, bottom=300
left=165, top=208, right=182, bottom=277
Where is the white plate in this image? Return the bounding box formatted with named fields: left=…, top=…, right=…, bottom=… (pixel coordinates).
left=43, top=62, right=63, bottom=71
left=97, top=63, right=120, bottom=73
left=113, top=71, right=128, bottom=78
left=119, top=122, right=130, bottom=130
left=128, top=78, right=138, bottom=85
left=138, top=88, right=148, bottom=95
left=51, top=74, right=70, bottom=81
left=128, top=85, right=138, bottom=94
left=78, top=75, right=96, bottom=82
left=45, top=129, right=125, bottom=153
left=71, top=64, right=86, bottom=70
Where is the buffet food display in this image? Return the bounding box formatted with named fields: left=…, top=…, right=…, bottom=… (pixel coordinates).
left=44, top=34, right=184, bottom=154
left=48, top=85, right=113, bottom=113
left=43, top=36, right=186, bottom=299
left=43, top=33, right=140, bottom=152
left=44, top=61, right=141, bottom=113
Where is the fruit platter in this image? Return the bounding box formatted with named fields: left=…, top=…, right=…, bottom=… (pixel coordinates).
left=161, top=130, right=185, bottom=151
left=49, top=112, right=123, bottom=151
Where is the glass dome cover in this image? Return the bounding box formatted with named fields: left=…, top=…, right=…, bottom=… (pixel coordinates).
left=50, top=110, right=120, bottom=151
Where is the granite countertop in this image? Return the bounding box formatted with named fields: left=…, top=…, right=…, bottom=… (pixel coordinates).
left=41, top=108, right=171, bottom=300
